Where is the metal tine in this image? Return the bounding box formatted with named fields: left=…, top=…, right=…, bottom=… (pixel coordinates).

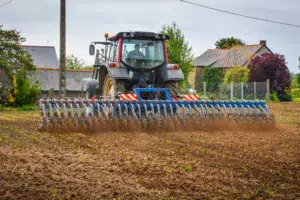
left=129, top=102, right=138, bottom=120
left=108, top=101, right=115, bottom=119
left=167, top=101, right=174, bottom=119
left=161, top=102, right=168, bottom=118
left=192, top=104, right=200, bottom=118
left=175, top=104, right=181, bottom=118
left=143, top=102, right=149, bottom=119
left=41, top=102, right=46, bottom=116
left=233, top=101, right=243, bottom=117
left=123, top=102, right=129, bottom=119
left=54, top=100, right=60, bottom=118
left=96, top=102, right=101, bottom=118
left=73, top=99, right=78, bottom=118
left=101, top=101, right=109, bottom=120
left=184, top=101, right=193, bottom=118
left=179, top=101, right=187, bottom=119
left=62, top=102, right=67, bottom=117
left=156, top=103, right=161, bottom=118
left=197, top=102, right=206, bottom=117
left=219, top=101, right=228, bottom=117
left=150, top=102, right=155, bottom=119
left=137, top=102, right=142, bottom=120
left=89, top=102, right=94, bottom=117
left=48, top=102, right=53, bottom=118
left=117, top=102, right=122, bottom=119
left=68, top=99, right=75, bottom=117
left=243, top=101, right=252, bottom=116
left=232, top=102, right=240, bottom=117
left=213, top=101, right=223, bottom=117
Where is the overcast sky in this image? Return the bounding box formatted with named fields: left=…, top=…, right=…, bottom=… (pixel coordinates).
left=1, top=0, right=299, bottom=73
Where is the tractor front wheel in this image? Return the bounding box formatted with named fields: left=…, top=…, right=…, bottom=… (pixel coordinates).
left=103, top=74, right=125, bottom=100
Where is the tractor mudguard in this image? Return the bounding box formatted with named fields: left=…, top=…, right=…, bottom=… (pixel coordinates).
left=159, top=64, right=185, bottom=82
left=101, top=63, right=130, bottom=79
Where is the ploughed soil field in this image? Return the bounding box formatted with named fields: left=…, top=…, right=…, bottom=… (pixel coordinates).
left=0, top=103, right=299, bottom=199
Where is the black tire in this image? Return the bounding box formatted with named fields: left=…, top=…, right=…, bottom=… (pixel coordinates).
left=103, top=74, right=125, bottom=100
left=164, top=81, right=178, bottom=96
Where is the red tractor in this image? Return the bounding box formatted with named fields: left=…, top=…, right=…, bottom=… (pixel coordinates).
left=84, top=31, right=184, bottom=100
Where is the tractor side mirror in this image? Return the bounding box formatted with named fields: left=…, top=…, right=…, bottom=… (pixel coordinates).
left=89, top=44, right=95, bottom=56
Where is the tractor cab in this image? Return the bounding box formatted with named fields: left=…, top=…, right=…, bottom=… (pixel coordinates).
left=106, top=32, right=170, bottom=71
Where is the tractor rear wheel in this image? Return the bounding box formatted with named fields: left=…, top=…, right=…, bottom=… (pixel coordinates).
left=103, top=74, right=125, bottom=100
left=164, top=81, right=178, bottom=96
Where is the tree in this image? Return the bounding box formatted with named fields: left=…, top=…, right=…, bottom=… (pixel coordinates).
left=215, top=37, right=245, bottom=49
left=161, top=22, right=193, bottom=86
left=0, top=25, right=36, bottom=105
left=224, top=66, right=249, bottom=83
left=202, top=66, right=225, bottom=91
left=248, top=52, right=291, bottom=94
left=0, top=25, right=35, bottom=79
left=66, top=55, right=87, bottom=70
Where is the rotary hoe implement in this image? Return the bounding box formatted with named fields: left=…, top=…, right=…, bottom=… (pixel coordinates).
left=39, top=32, right=274, bottom=133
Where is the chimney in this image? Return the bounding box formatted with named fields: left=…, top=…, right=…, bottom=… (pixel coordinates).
left=260, top=40, right=267, bottom=46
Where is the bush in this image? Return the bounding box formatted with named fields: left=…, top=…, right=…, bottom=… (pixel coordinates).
left=224, top=66, right=249, bottom=83
left=270, top=92, right=280, bottom=102
left=278, top=93, right=292, bottom=102
left=293, top=98, right=300, bottom=102
left=9, top=69, right=40, bottom=107
left=291, top=88, right=300, bottom=98
left=248, top=53, right=291, bottom=94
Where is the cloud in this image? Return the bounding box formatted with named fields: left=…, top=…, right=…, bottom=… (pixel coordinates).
left=0, top=0, right=299, bottom=72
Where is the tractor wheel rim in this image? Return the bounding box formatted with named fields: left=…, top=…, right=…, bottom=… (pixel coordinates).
left=104, top=78, right=114, bottom=100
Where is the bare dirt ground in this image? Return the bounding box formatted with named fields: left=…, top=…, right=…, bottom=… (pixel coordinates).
left=0, top=103, right=299, bottom=200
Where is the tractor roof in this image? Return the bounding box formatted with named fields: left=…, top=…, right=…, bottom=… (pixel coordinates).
left=107, top=31, right=170, bottom=41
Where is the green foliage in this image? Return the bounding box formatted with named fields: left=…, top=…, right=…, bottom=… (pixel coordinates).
left=10, top=69, right=40, bottom=106
left=270, top=92, right=280, bottom=102
left=0, top=25, right=36, bottom=105
left=161, top=22, right=193, bottom=85
left=17, top=106, right=37, bottom=111
left=202, top=67, right=225, bottom=90
left=292, top=73, right=300, bottom=88
left=224, top=66, right=249, bottom=83
left=184, top=165, right=192, bottom=172
left=291, top=88, right=300, bottom=98
left=215, top=37, right=245, bottom=49
left=277, top=93, right=292, bottom=102
left=66, top=55, right=92, bottom=70
left=293, top=98, right=300, bottom=102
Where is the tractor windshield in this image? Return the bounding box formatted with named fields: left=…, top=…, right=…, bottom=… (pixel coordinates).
left=122, top=39, right=165, bottom=69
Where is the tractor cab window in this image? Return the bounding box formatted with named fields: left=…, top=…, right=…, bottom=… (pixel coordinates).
left=122, top=39, right=165, bottom=69
left=108, top=41, right=118, bottom=62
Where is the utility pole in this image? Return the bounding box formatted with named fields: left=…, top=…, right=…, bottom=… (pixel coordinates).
left=59, top=0, right=66, bottom=98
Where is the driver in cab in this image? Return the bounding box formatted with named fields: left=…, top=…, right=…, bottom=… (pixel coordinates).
left=127, top=44, right=144, bottom=59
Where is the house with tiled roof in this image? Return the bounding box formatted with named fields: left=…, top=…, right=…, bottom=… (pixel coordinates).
left=193, top=40, right=273, bottom=82
left=22, top=45, right=92, bottom=97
